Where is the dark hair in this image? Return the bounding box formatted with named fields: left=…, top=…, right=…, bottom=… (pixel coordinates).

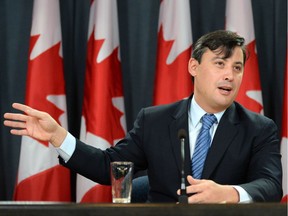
left=192, top=30, right=247, bottom=65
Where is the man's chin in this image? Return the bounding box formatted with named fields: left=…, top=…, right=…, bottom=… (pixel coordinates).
left=213, top=99, right=234, bottom=112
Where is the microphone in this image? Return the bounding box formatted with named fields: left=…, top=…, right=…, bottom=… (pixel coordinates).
left=178, top=129, right=188, bottom=204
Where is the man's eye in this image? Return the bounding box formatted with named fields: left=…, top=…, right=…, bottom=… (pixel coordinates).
left=215, top=61, right=224, bottom=66
left=234, top=66, right=242, bottom=71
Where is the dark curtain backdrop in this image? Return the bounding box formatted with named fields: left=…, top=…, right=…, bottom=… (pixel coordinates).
left=0, top=0, right=286, bottom=201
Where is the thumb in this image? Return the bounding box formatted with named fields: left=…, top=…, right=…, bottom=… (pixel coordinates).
left=187, top=175, right=199, bottom=185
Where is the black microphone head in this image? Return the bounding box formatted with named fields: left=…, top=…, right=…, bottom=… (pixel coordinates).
left=178, top=129, right=187, bottom=139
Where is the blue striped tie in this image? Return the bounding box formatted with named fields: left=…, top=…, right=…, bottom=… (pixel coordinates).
left=192, top=113, right=217, bottom=179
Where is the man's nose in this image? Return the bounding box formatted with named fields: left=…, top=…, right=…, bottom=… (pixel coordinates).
left=223, top=68, right=234, bottom=81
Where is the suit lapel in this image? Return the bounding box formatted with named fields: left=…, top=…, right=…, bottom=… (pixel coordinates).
left=169, top=98, right=190, bottom=174
left=202, top=103, right=240, bottom=179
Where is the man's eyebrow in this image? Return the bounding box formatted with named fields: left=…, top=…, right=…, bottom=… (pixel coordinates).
left=211, top=57, right=243, bottom=65
left=234, top=61, right=244, bottom=66
left=211, top=56, right=224, bottom=61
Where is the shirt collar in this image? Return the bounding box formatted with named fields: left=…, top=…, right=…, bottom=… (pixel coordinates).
left=190, top=96, right=226, bottom=127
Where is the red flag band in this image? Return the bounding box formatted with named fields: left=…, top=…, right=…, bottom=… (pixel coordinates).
left=153, top=0, right=193, bottom=106
left=78, top=0, right=126, bottom=203
left=280, top=40, right=287, bottom=202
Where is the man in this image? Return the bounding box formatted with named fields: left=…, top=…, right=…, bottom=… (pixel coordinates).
left=3, top=30, right=282, bottom=203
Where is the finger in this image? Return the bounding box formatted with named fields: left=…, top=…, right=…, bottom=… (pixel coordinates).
left=12, top=103, right=31, bottom=113
left=4, top=120, right=27, bottom=129
left=186, top=177, right=203, bottom=195
left=10, top=129, right=28, bottom=136
left=188, top=193, right=203, bottom=204
left=176, top=189, right=180, bottom=195
left=12, top=103, right=45, bottom=119
left=4, top=113, right=28, bottom=122
left=187, top=175, right=200, bottom=185
left=186, top=186, right=199, bottom=196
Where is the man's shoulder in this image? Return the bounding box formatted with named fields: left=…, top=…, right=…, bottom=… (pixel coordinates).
left=142, top=98, right=188, bottom=116
left=233, top=102, right=274, bottom=125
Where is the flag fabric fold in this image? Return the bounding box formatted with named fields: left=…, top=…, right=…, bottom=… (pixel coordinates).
left=281, top=41, right=287, bottom=202
left=14, top=0, right=71, bottom=201
left=77, top=0, right=126, bottom=203
left=153, top=0, right=193, bottom=106
left=226, top=0, right=264, bottom=114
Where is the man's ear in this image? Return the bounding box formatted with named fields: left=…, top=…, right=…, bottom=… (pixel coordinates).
left=188, top=58, right=199, bottom=77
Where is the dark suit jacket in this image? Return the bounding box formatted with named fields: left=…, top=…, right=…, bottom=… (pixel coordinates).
left=62, top=97, right=283, bottom=202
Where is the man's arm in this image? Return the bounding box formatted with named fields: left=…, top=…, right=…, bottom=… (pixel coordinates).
left=239, top=118, right=283, bottom=202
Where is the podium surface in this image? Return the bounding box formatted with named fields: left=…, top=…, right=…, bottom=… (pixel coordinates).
left=0, top=202, right=286, bottom=216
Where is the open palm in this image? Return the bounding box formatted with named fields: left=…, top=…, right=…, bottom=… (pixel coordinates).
left=4, top=103, right=60, bottom=143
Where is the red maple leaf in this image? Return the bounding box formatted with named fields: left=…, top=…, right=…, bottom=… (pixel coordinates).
left=26, top=35, right=66, bottom=147
left=83, top=32, right=125, bottom=145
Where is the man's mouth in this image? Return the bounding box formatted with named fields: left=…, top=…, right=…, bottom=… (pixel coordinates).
left=218, top=86, right=232, bottom=94
left=218, top=86, right=232, bottom=91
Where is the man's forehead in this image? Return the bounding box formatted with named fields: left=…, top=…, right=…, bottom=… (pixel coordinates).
left=209, top=47, right=243, bottom=57
left=202, top=47, right=244, bottom=63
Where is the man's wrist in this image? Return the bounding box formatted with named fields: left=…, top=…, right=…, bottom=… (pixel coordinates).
left=224, top=186, right=240, bottom=203
left=50, top=126, right=67, bottom=147
left=233, top=185, right=253, bottom=203
left=56, top=132, right=76, bottom=162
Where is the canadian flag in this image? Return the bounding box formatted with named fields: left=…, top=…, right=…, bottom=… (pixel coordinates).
left=153, top=0, right=193, bottom=105
left=77, top=0, right=126, bottom=202
left=281, top=43, right=287, bottom=202
left=14, top=0, right=71, bottom=201
left=226, top=0, right=264, bottom=114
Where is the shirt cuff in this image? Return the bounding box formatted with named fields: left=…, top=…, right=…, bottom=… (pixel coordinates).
left=55, top=132, right=76, bottom=163
left=233, top=185, right=253, bottom=203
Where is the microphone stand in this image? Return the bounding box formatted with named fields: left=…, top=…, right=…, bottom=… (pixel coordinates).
left=178, top=129, right=188, bottom=204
